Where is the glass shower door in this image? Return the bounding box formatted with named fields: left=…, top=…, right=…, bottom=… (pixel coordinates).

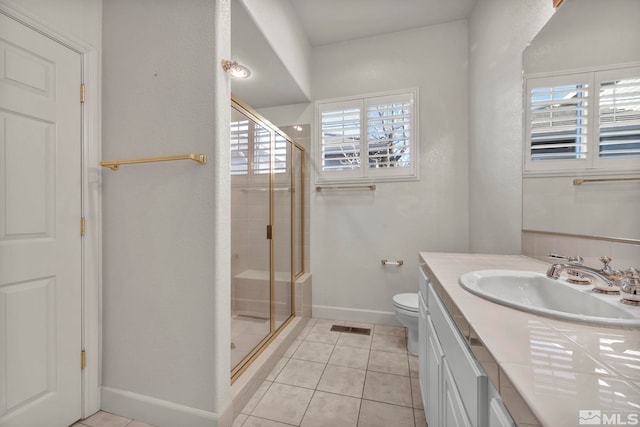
left=272, top=132, right=293, bottom=329
left=230, top=107, right=272, bottom=370
left=230, top=97, right=302, bottom=380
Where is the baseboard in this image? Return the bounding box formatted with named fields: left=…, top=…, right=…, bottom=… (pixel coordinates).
left=101, top=386, right=221, bottom=427
left=311, top=305, right=401, bottom=326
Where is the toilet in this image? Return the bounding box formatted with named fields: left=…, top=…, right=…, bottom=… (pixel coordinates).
left=392, top=293, right=419, bottom=355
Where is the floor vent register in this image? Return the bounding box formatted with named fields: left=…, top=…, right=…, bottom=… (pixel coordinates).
left=330, top=325, right=371, bottom=335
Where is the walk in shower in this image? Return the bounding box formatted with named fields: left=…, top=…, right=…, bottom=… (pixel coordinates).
left=230, top=97, right=305, bottom=380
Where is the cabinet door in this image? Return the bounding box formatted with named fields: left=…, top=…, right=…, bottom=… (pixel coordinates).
left=488, top=384, right=516, bottom=427
left=418, top=291, right=428, bottom=408
left=418, top=266, right=430, bottom=301
left=442, top=359, right=473, bottom=427
left=425, top=313, right=444, bottom=427
left=428, top=283, right=488, bottom=426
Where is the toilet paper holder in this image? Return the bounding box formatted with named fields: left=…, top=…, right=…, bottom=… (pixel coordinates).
left=381, top=259, right=404, bottom=266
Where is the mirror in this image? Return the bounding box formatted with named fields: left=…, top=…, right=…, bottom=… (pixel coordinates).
left=522, top=0, right=640, bottom=242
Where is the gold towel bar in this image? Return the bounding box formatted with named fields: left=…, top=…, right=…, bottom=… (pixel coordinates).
left=316, top=184, right=376, bottom=192
left=573, top=177, right=640, bottom=185
left=100, top=153, right=208, bottom=171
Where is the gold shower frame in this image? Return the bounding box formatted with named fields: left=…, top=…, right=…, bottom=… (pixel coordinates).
left=230, top=95, right=305, bottom=382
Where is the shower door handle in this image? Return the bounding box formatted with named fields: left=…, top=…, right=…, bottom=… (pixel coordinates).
left=266, top=225, right=272, bottom=240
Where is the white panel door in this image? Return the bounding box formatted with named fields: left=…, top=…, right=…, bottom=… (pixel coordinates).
left=0, top=12, right=82, bottom=427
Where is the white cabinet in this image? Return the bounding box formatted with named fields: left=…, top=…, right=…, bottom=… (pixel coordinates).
left=442, top=358, right=473, bottom=427
left=425, top=305, right=443, bottom=427
left=418, top=291, right=428, bottom=410
left=418, top=266, right=431, bottom=417
left=488, top=384, right=516, bottom=427
left=420, top=290, right=443, bottom=426
left=418, top=266, right=515, bottom=427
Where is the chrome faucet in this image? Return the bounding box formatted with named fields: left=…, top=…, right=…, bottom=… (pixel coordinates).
left=546, top=255, right=618, bottom=287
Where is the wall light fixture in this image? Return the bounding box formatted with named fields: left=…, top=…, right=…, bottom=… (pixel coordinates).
left=221, top=59, right=251, bottom=78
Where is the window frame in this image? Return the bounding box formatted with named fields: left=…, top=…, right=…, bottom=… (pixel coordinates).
left=524, top=64, right=640, bottom=176
left=314, top=88, right=419, bottom=184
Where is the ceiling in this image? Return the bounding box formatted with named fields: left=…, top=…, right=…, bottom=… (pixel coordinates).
left=290, top=0, right=477, bottom=47
left=231, top=0, right=477, bottom=109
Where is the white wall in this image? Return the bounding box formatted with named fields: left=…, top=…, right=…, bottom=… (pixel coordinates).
left=523, top=176, right=640, bottom=241
left=5, top=0, right=101, bottom=49
left=523, top=0, right=640, bottom=75
left=256, top=103, right=313, bottom=129
left=238, top=0, right=311, bottom=100
left=101, top=1, right=232, bottom=426
left=468, top=0, right=554, bottom=254
left=310, top=21, right=470, bottom=324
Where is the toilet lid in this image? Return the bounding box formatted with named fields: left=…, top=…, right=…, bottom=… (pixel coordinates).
left=393, top=293, right=418, bottom=311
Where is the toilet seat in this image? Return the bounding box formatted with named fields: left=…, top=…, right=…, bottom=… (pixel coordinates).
left=393, top=293, right=418, bottom=312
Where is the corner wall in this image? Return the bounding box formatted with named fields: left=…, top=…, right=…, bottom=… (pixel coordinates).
left=101, top=1, right=232, bottom=426
left=238, top=0, right=311, bottom=99
left=310, top=21, right=470, bottom=324
left=468, top=0, right=554, bottom=254
left=523, top=0, right=640, bottom=75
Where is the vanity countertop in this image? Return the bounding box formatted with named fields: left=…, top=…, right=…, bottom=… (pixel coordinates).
left=419, top=252, right=640, bottom=427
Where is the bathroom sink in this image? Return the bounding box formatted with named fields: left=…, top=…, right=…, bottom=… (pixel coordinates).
left=458, top=270, right=640, bottom=328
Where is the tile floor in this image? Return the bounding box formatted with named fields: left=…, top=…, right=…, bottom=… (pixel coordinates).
left=234, top=318, right=426, bottom=427
left=71, top=411, right=154, bottom=427
left=71, top=318, right=426, bottom=427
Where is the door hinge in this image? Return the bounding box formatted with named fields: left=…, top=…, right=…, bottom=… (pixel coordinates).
left=80, top=83, right=85, bottom=104
left=81, top=217, right=86, bottom=236
left=81, top=350, right=86, bottom=370
left=266, top=225, right=272, bottom=240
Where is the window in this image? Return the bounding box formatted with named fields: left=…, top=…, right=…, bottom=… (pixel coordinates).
left=525, top=66, right=640, bottom=173
left=598, top=74, right=640, bottom=159
left=315, top=89, right=418, bottom=183
left=230, top=118, right=249, bottom=175
left=230, top=114, right=289, bottom=178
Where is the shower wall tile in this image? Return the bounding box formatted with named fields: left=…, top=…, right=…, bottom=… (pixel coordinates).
left=293, top=274, right=312, bottom=318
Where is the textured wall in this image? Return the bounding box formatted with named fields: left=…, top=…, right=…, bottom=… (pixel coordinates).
left=524, top=0, right=640, bottom=75
left=468, top=0, right=554, bottom=254
left=9, top=0, right=102, bottom=48
left=238, top=0, right=312, bottom=99
left=102, top=1, right=231, bottom=425
left=310, top=21, right=470, bottom=323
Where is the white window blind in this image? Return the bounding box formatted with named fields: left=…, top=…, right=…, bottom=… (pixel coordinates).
left=273, top=133, right=289, bottom=175
left=253, top=124, right=272, bottom=175
left=598, top=77, right=640, bottom=158
left=316, top=89, right=418, bottom=183
left=525, top=66, right=640, bottom=173
left=366, top=95, right=413, bottom=169
left=230, top=117, right=288, bottom=179
left=319, top=101, right=362, bottom=173
left=528, top=83, right=589, bottom=161
left=230, top=119, right=249, bottom=175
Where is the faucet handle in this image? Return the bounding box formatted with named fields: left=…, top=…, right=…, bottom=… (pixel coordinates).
left=600, top=256, right=613, bottom=272
left=624, top=267, right=640, bottom=279
left=620, top=268, right=640, bottom=303
left=547, top=253, right=583, bottom=265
